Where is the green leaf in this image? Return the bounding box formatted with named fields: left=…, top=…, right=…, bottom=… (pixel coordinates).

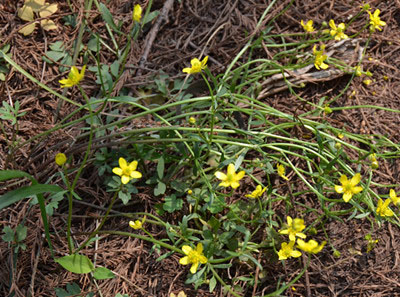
left=99, top=3, right=120, bottom=33
left=157, top=157, right=164, bottom=179
left=0, top=184, right=63, bottom=210
left=15, top=224, right=27, bottom=242
left=2, top=226, right=14, bottom=242
left=143, top=10, right=159, bottom=25
left=110, top=60, right=120, bottom=78
left=163, top=194, right=183, bottom=213
left=154, top=181, right=166, bottom=196
left=0, top=170, right=33, bottom=182
left=49, top=41, right=64, bottom=51
left=55, top=254, right=94, bottom=274
left=45, top=51, right=65, bottom=63
left=66, top=282, right=81, bottom=294
left=93, top=267, right=115, bottom=280
left=209, top=276, right=217, bottom=293
left=118, top=191, right=131, bottom=205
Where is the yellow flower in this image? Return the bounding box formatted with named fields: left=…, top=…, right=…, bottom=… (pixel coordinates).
left=188, top=117, right=196, bottom=125
left=363, top=79, right=372, bottom=86
left=277, top=164, right=289, bottom=180
left=297, top=239, right=326, bottom=254
left=182, top=56, right=208, bottom=74
left=376, top=198, right=394, bottom=217
left=215, top=163, right=245, bottom=189
left=132, top=4, right=142, bottom=22
left=390, top=189, right=400, bottom=206
left=59, top=65, right=86, bottom=88
left=129, top=216, right=146, bottom=230
left=313, top=45, right=329, bottom=70
left=55, top=153, right=67, bottom=166
left=300, top=20, right=315, bottom=33
left=329, top=20, right=348, bottom=40
left=112, top=157, right=142, bottom=184
left=187, top=189, right=193, bottom=195
left=245, top=185, right=267, bottom=199
left=368, top=9, right=386, bottom=32
left=279, top=216, right=307, bottom=242
left=354, top=66, right=362, bottom=77
left=368, top=153, right=379, bottom=169
left=179, top=243, right=207, bottom=274
left=277, top=241, right=302, bottom=260
left=334, top=173, right=363, bottom=202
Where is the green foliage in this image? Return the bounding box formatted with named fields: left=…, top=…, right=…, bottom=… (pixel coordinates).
left=2, top=223, right=27, bottom=253
left=2, top=1, right=399, bottom=296
left=0, top=44, right=11, bottom=81
left=55, top=254, right=95, bottom=274
left=43, top=41, right=74, bottom=72
left=55, top=282, right=95, bottom=297
left=0, top=100, right=26, bottom=126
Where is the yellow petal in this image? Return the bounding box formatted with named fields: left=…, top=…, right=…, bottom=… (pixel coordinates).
left=190, top=262, right=199, bottom=274
left=343, top=192, right=352, bottom=202
left=121, top=175, right=130, bottom=184
left=218, top=181, right=231, bottom=188
left=335, top=185, right=344, bottom=194
left=214, top=171, right=227, bottom=181
left=352, top=186, right=363, bottom=195
left=196, top=243, right=203, bottom=253
left=181, top=245, right=192, bottom=255
left=227, top=164, right=236, bottom=176
left=329, top=19, right=336, bottom=30
left=350, top=173, right=361, bottom=186
left=128, top=160, right=138, bottom=171
left=231, top=181, right=240, bottom=189
left=236, top=170, right=245, bottom=180
left=112, top=167, right=123, bottom=176
left=179, top=256, right=189, bottom=265
left=201, top=56, right=208, bottom=67
left=339, top=174, right=348, bottom=185
left=199, top=254, right=207, bottom=264
left=130, top=171, right=142, bottom=179
left=119, top=157, right=127, bottom=169
left=291, top=250, right=302, bottom=258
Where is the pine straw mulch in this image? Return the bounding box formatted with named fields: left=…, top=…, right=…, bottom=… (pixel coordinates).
left=1, top=0, right=400, bottom=296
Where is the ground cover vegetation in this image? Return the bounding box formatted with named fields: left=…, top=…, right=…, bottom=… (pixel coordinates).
left=1, top=0, right=400, bottom=296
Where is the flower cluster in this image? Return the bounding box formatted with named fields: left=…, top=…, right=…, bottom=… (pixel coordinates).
left=278, top=216, right=325, bottom=260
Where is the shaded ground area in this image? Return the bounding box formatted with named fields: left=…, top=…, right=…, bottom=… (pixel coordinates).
left=1, top=0, right=400, bottom=296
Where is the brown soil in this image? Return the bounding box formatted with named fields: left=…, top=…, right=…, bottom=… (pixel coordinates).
left=1, top=0, right=400, bottom=296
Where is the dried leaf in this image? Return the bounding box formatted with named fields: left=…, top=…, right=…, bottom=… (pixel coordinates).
left=18, top=5, right=34, bottom=21
left=39, top=3, right=58, bottom=18
left=24, top=0, right=46, bottom=13
left=18, top=23, right=37, bottom=36
left=41, top=19, right=57, bottom=31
